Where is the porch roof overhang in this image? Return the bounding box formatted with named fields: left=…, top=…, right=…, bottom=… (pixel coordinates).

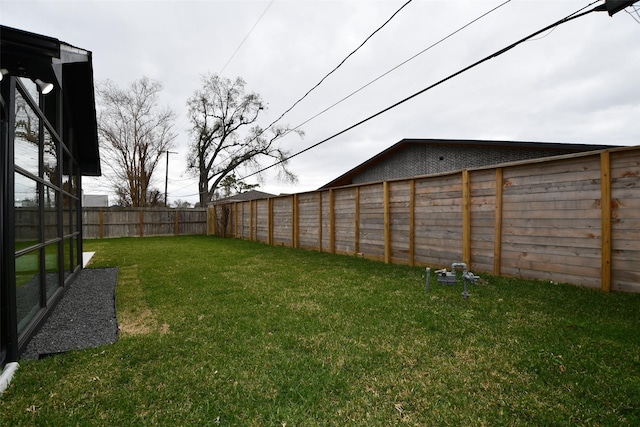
left=1, top=25, right=100, bottom=176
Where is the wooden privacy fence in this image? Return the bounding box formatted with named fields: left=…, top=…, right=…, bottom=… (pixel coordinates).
left=83, top=208, right=207, bottom=239
left=209, top=146, right=640, bottom=293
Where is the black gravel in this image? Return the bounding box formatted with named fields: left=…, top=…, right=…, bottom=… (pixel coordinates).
left=21, top=268, right=119, bottom=360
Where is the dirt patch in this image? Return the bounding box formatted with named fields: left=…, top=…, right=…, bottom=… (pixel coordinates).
left=117, top=265, right=167, bottom=336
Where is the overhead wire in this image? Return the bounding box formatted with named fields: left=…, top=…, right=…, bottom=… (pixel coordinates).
left=527, top=25, right=558, bottom=41
left=179, top=0, right=536, bottom=198
left=206, top=0, right=503, bottom=183
left=279, top=0, right=512, bottom=140
left=168, top=175, right=196, bottom=183
left=626, top=5, right=640, bottom=23
left=168, top=181, right=202, bottom=198
left=262, top=0, right=414, bottom=134
left=219, top=0, right=275, bottom=75
left=239, top=1, right=605, bottom=182
left=203, top=0, right=416, bottom=186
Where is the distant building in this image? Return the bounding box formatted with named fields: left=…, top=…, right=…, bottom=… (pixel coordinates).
left=83, top=194, right=109, bottom=207
left=210, top=190, right=276, bottom=205
left=321, top=139, right=618, bottom=189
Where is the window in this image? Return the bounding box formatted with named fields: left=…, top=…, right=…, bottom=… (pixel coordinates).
left=14, top=95, right=39, bottom=176
left=44, top=242, right=60, bottom=300
left=14, top=173, right=40, bottom=250
left=9, top=78, right=83, bottom=338
left=15, top=250, right=41, bottom=334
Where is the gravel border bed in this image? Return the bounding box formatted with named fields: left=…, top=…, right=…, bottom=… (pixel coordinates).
left=21, top=268, right=119, bottom=360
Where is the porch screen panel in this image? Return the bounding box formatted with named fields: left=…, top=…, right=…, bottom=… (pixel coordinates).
left=15, top=249, right=41, bottom=334
left=44, top=242, right=60, bottom=299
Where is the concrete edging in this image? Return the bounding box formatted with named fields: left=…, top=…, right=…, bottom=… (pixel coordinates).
left=0, top=362, right=19, bottom=395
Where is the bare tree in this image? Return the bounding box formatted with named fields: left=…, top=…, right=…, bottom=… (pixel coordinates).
left=186, top=73, right=303, bottom=206
left=97, top=77, right=176, bottom=207
left=172, top=199, right=192, bottom=209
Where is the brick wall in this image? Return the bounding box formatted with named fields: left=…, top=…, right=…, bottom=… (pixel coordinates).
left=352, top=145, right=577, bottom=184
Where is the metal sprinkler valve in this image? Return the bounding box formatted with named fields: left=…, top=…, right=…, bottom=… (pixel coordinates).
left=461, top=271, right=480, bottom=299
left=463, top=271, right=480, bottom=285
left=436, top=262, right=469, bottom=285
left=435, top=268, right=457, bottom=285
left=434, top=262, right=481, bottom=298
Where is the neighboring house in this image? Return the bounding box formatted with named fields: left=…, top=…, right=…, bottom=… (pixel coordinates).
left=320, top=139, right=618, bottom=188
left=1, top=26, right=100, bottom=376
left=210, top=190, right=276, bottom=205
left=83, top=194, right=109, bottom=208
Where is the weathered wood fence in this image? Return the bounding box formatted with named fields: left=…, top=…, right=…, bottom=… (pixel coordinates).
left=209, top=146, right=639, bottom=293
left=83, top=208, right=207, bottom=239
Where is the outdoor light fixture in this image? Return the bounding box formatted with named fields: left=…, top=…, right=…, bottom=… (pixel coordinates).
left=0, top=70, right=54, bottom=94
left=34, top=78, right=54, bottom=95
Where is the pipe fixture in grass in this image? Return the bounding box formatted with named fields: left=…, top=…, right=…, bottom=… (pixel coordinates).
left=435, top=262, right=481, bottom=299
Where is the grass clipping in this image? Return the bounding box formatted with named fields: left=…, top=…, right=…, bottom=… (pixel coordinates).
left=116, top=265, right=169, bottom=336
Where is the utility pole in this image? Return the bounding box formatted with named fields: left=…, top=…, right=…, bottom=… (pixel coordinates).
left=596, top=0, right=639, bottom=15
left=164, top=150, right=178, bottom=207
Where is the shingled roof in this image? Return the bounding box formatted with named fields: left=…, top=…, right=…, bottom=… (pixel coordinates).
left=210, top=190, right=276, bottom=205
left=320, top=139, right=617, bottom=189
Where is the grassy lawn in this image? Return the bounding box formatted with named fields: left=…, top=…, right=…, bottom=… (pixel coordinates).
left=15, top=244, right=61, bottom=288
left=2, top=235, right=639, bottom=425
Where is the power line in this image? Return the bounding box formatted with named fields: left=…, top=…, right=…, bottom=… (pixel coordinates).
left=279, top=0, right=512, bottom=140
left=239, top=1, right=604, bottom=182
left=263, top=0, right=414, bottom=133
left=626, top=4, right=640, bottom=22
left=171, top=179, right=201, bottom=195
left=168, top=175, right=195, bottom=183
left=527, top=25, right=558, bottom=41
left=203, top=0, right=415, bottom=185
left=219, top=0, right=275, bottom=75
left=213, top=0, right=509, bottom=183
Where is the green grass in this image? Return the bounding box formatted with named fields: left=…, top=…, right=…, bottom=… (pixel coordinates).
left=2, top=235, right=639, bottom=426
left=15, top=244, right=60, bottom=288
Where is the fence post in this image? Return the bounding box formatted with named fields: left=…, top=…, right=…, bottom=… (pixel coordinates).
left=268, top=198, right=273, bottom=245
left=250, top=200, right=254, bottom=241
left=212, top=206, right=217, bottom=235
left=233, top=202, right=238, bottom=238
left=409, top=179, right=415, bottom=266
left=493, top=168, right=503, bottom=275
left=139, top=209, right=144, bottom=237
left=293, top=194, right=299, bottom=248
left=318, top=192, right=323, bottom=252
left=355, top=187, right=360, bottom=255
left=384, top=181, right=391, bottom=264
left=329, top=189, right=335, bottom=254
left=99, top=209, right=104, bottom=239
left=600, top=151, right=612, bottom=292
left=462, top=170, right=471, bottom=266
left=175, top=210, right=179, bottom=236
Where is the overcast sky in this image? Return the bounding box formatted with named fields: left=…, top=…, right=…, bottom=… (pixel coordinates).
left=3, top=0, right=639, bottom=205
